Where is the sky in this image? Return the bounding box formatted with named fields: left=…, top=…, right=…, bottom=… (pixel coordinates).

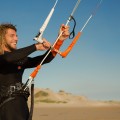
left=0, top=0, right=120, bottom=100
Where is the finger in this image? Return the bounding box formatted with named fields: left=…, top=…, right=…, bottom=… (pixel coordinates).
left=60, top=24, right=65, bottom=31
left=42, top=42, right=50, bottom=49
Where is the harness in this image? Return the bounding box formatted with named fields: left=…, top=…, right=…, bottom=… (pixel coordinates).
left=0, top=82, right=30, bottom=108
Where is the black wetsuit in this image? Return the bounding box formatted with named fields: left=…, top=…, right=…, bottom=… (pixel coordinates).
left=0, top=44, right=54, bottom=120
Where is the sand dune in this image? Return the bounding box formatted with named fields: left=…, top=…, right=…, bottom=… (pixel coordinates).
left=28, top=88, right=120, bottom=107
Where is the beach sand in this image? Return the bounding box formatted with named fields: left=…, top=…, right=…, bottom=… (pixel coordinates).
left=32, top=104, right=120, bottom=120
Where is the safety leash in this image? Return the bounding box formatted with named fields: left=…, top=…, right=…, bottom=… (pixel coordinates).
left=28, top=81, right=34, bottom=120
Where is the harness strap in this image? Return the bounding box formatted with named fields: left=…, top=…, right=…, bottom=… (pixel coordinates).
left=0, top=97, right=15, bottom=108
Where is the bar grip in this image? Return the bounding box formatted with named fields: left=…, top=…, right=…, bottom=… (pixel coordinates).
left=60, top=32, right=82, bottom=58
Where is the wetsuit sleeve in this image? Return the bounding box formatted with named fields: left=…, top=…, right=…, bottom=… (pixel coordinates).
left=23, top=50, right=54, bottom=68
left=0, top=44, right=36, bottom=66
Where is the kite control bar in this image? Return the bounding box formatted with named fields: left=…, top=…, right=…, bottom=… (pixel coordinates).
left=55, top=0, right=103, bottom=58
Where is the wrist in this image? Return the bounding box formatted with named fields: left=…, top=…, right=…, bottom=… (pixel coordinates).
left=35, top=43, right=39, bottom=50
